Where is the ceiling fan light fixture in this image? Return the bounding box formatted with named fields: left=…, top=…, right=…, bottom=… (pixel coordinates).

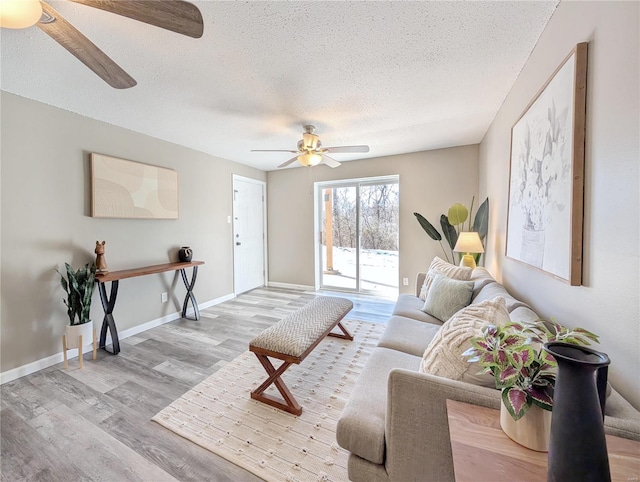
left=297, top=152, right=322, bottom=167
left=253, top=125, right=368, bottom=169
left=0, top=0, right=42, bottom=29
left=302, top=133, right=319, bottom=150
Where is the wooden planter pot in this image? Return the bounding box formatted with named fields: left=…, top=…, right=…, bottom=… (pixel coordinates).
left=500, top=400, right=552, bottom=452
left=62, top=321, right=97, bottom=369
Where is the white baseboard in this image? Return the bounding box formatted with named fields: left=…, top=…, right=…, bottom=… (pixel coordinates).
left=0, top=292, right=235, bottom=385
left=0, top=351, right=75, bottom=385
left=196, top=293, right=235, bottom=311
left=267, top=281, right=315, bottom=291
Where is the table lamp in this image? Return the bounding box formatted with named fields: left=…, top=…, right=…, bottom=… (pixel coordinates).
left=454, top=232, right=484, bottom=269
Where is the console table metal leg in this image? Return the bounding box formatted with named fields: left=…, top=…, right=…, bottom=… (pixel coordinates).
left=180, top=266, right=200, bottom=320
left=97, top=280, right=121, bottom=355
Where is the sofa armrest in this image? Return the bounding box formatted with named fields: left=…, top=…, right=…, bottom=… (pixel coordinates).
left=415, top=272, right=426, bottom=297
left=603, top=389, right=640, bottom=441
left=385, top=369, right=500, bottom=482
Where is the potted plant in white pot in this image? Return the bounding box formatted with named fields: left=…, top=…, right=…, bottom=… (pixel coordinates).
left=57, top=262, right=97, bottom=368
left=463, top=319, right=599, bottom=451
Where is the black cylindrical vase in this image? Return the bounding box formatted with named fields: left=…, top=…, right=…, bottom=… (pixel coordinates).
left=543, top=342, right=611, bottom=482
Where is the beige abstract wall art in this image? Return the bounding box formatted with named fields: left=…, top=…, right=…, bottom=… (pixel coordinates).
left=91, top=153, right=179, bottom=219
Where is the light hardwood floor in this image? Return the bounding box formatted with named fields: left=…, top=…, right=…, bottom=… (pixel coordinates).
left=1, top=287, right=394, bottom=481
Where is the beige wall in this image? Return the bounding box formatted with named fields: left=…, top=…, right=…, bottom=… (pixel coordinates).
left=479, top=2, right=639, bottom=408
left=0, top=92, right=266, bottom=372
left=267, top=146, right=479, bottom=291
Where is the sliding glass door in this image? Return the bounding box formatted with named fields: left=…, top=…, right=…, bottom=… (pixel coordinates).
left=317, top=176, right=399, bottom=297
left=320, top=185, right=358, bottom=291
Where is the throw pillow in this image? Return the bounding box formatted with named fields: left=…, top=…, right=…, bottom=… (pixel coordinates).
left=418, top=256, right=473, bottom=300
left=419, top=296, right=510, bottom=388
left=421, top=274, right=474, bottom=322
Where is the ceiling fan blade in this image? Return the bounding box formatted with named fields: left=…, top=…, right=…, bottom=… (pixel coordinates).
left=278, top=156, right=299, bottom=168
left=321, top=154, right=341, bottom=168
left=324, top=145, right=370, bottom=154
left=68, top=0, right=204, bottom=38
left=37, top=2, right=136, bottom=89
left=251, top=149, right=298, bottom=153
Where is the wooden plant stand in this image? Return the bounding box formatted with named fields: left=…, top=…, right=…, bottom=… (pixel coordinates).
left=62, top=326, right=97, bottom=369
left=249, top=296, right=353, bottom=415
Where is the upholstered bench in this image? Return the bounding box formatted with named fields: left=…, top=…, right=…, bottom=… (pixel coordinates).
left=249, top=296, right=353, bottom=415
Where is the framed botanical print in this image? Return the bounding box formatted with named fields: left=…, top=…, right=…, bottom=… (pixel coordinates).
left=506, top=43, right=587, bottom=285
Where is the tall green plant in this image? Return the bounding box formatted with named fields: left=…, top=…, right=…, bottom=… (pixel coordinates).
left=57, top=263, right=96, bottom=326
left=414, top=197, right=489, bottom=263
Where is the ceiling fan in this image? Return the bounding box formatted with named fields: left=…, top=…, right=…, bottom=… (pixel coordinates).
left=252, top=125, right=370, bottom=169
left=0, top=0, right=204, bottom=89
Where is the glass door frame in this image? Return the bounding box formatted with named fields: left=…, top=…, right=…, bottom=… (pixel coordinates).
left=313, top=175, right=399, bottom=294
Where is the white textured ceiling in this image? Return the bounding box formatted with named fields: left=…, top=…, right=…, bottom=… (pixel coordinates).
left=1, top=1, right=558, bottom=171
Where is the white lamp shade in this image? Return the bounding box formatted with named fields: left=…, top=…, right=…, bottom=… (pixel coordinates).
left=0, top=0, right=42, bottom=29
left=454, top=231, right=484, bottom=253
left=297, top=152, right=322, bottom=167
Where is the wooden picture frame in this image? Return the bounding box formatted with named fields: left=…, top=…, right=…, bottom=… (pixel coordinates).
left=505, top=43, right=587, bottom=285
left=91, top=153, right=179, bottom=219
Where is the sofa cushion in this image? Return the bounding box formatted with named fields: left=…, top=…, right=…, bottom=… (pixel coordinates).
left=422, top=274, right=474, bottom=322
left=415, top=272, right=427, bottom=297
left=509, top=305, right=539, bottom=323
left=472, top=281, right=530, bottom=313
left=336, top=347, right=421, bottom=465
left=419, top=256, right=473, bottom=300
left=393, top=293, right=443, bottom=325
left=470, top=266, right=494, bottom=282
left=419, top=297, right=510, bottom=388
left=377, top=315, right=442, bottom=357
left=470, top=267, right=496, bottom=297
left=603, top=388, right=640, bottom=441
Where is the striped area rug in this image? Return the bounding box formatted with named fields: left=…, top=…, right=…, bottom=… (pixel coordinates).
left=152, top=319, right=384, bottom=482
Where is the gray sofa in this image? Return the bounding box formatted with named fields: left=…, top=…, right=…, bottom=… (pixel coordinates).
left=336, top=267, right=640, bottom=482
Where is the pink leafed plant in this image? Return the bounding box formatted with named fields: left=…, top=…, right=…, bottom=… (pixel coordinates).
left=463, top=318, right=599, bottom=420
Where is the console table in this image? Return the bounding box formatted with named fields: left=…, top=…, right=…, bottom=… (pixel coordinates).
left=95, top=261, right=204, bottom=355
left=446, top=399, right=640, bottom=481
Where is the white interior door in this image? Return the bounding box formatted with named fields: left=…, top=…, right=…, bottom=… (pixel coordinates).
left=233, top=176, right=266, bottom=295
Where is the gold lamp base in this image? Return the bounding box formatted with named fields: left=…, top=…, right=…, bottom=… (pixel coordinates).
left=459, top=253, right=476, bottom=269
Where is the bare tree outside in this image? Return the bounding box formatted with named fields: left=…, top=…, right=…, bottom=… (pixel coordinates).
left=360, top=184, right=399, bottom=251
left=321, top=181, right=399, bottom=297
left=331, top=187, right=357, bottom=248
left=323, top=184, right=399, bottom=250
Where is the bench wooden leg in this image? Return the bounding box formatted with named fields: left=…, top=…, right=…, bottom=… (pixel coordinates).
left=327, top=320, right=353, bottom=340
left=251, top=354, right=302, bottom=416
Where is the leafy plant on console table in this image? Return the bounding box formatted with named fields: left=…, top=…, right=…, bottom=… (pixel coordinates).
left=463, top=319, right=599, bottom=420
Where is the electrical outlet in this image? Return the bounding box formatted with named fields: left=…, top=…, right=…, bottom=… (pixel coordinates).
left=402, top=277, right=409, bottom=286
left=161, top=292, right=168, bottom=303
